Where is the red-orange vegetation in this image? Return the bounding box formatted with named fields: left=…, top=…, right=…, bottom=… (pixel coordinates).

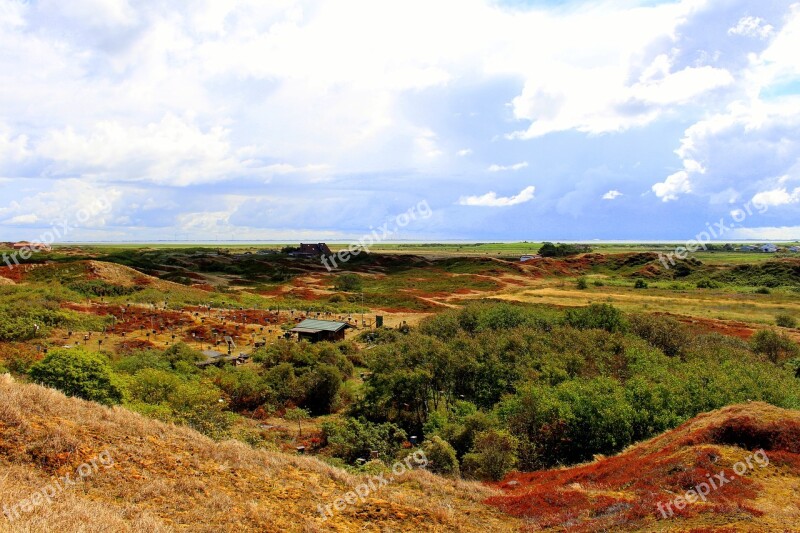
left=487, top=403, right=800, bottom=531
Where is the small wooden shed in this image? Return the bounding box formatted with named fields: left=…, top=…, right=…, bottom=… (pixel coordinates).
left=289, top=319, right=351, bottom=343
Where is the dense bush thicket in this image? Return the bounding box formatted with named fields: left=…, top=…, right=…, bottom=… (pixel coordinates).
left=350, top=302, right=800, bottom=478
left=67, top=280, right=143, bottom=297
left=8, top=288, right=800, bottom=481
left=321, top=417, right=407, bottom=463
left=333, top=273, right=363, bottom=292
left=777, top=314, right=798, bottom=328
left=29, top=349, right=123, bottom=405
left=538, top=242, right=592, bottom=257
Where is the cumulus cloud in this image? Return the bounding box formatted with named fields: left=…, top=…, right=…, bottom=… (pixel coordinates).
left=0, top=179, right=122, bottom=229
left=652, top=170, right=692, bottom=202
left=30, top=115, right=326, bottom=186
left=602, top=190, right=622, bottom=200
left=459, top=185, right=535, bottom=207
left=457, top=148, right=472, bottom=156
left=751, top=186, right=800, bottom=207
left=488, top=162, right=528, bottom=172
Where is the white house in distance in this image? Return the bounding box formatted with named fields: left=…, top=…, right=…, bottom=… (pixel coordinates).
left=760, top=244, right=778, bottom=253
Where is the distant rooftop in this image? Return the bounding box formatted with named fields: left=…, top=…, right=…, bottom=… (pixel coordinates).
left=289, top=319, right=349, bottom=333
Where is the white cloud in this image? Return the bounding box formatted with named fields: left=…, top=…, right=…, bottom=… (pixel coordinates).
left=33, top=115, right=321, bottom=186
left=414, top=129, right=443, bottom=158
left=488, top=162, right=528, bottom=172
left=459, top=185, right=535, bottom=207
left=663, top=95, right=800, bottom=201
left=729, top=225, right=800, bottom=240
left=751, top=186, right=800, bottom=207
left=602, top=190, right=622, bottom=200
left=176, top=210, right=231, bottom=232
left=7, top=213, right=39, bottom=224
left=652, top=170, right=692, bottom=202
left=627, top=66, right=734, bottom=107
left=0, top=179, right=122, bottom=229
left=37, top=0, right=138, bottom=29
left=728, top=16, right=774, bottom=39
left=0, top=0, right=799, bottom=238
left=0, top=126, right=31, bottom=166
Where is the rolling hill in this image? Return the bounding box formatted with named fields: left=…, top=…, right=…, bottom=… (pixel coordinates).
left=0, top=374, right=518, bottom=532
left=487, top=402, right=800, bottom=532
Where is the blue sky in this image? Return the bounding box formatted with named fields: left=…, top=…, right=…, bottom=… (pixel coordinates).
left=0, top=0, right=799, bottom=242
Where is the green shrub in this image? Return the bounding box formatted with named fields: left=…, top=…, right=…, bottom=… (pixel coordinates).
left=419, top=312, right=461, bottom=340
left=755, top=287, right=771, bottom=294
left=162, top=343, right=204, bottom=372
left=112, top=350, right=171, bottom=374
left=127, top=368, right=233, bottom=438
left=321, top=417, right=407, bottom=464
left=696, top=279, right=720, bottom=289
left=564, top=304, right=627, bottom=333
left=576, top=277, right=589, bottom=290
left=538, top=242, right=592, bottom=258
left=29, top=349, right=122, bottom=405
left=478, top=304, right=527, bottom=331
left=421, top=435, right=460, bottom=477
left=128, top=368, right=183, bottom=404
left=208, top=366, right=274, bottom=411
left=634, top=279, right=648, bottom=289
left=265, top=363, right=302, bottom=405
left=628, top=314, right=690, bottom=357
left=166, top=379, right=234, bottom=439
left=300, top=363, right=342, bottom=415
left=751, top=330, right=799, bottom=363
left=66, top=280, right=142, bottom=297
left=497, top=378, right=635, bottom=468
left=333, top=273, right=363, bottom=292
left=776, top=314, right=797, bottom=328
left=434, top=408, right=495, bottom=459
left=462, top=429, right=518, bottom=481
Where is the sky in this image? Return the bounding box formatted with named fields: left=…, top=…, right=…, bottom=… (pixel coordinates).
left=0, top=0, right=799, bottom=242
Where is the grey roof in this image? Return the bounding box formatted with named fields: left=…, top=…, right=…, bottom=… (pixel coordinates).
left=289, top=319, right=349, bottom=333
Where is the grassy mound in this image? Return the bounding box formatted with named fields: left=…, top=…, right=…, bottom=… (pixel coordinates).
left=0, top=375, right=518, bottom=532
left=486, top=402, right=800, bottom=532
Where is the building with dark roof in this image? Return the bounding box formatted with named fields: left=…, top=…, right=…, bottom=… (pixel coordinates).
left=289, top=319, right=351, bottom=342
left=292, top=243, right=333, bottom=257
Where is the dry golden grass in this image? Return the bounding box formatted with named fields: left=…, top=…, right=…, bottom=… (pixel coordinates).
left=0, top=375, right=520, bottom=532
